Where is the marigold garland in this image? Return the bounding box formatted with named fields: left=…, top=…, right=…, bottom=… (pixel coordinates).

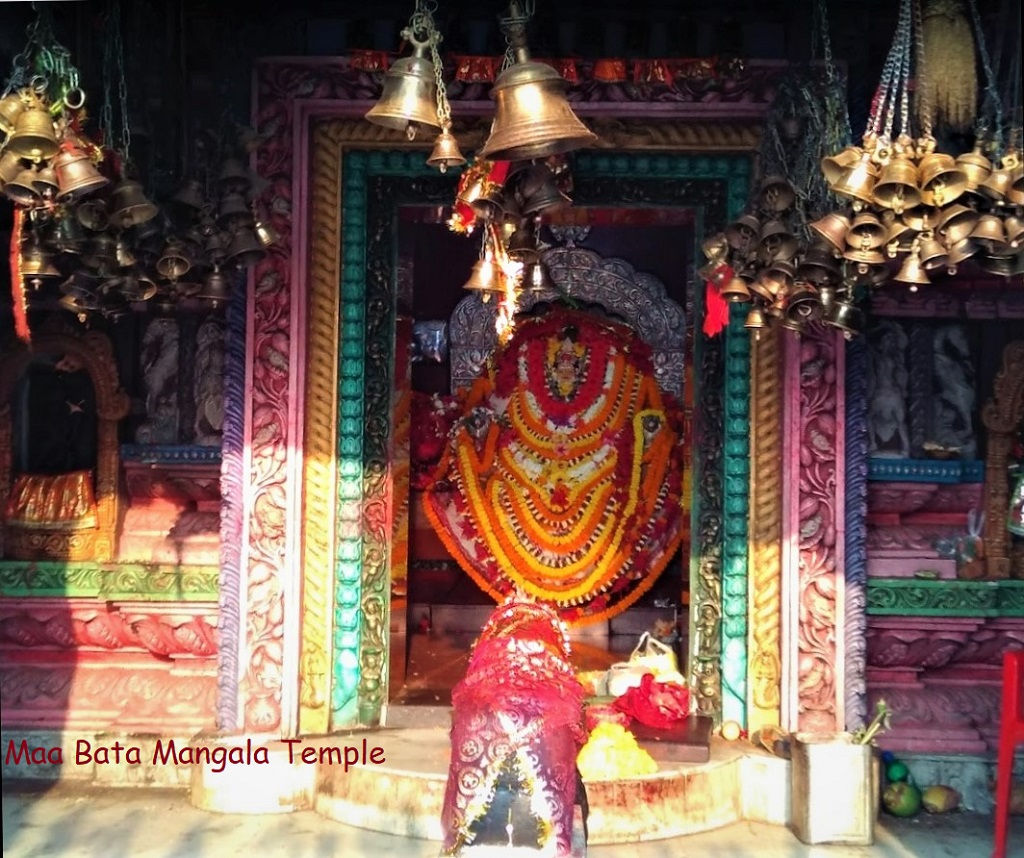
left=423, top=309, right=685, bottom=625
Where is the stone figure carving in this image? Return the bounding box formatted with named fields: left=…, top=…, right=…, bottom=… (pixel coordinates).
left=135, top=318, right=180, bottom=445
left=193, top=316, right=225, bottom=446
left=867, top=320, right=911, bottom=459
left=932, top=324, right=977, bottom=458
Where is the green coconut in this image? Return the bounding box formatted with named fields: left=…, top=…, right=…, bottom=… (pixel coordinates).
left=885, top=761, right=909, bottom=783
left=883, top=781, right=922, bottom=817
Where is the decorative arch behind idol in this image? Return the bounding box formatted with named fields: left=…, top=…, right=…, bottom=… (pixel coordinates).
left=421, top=307, right=685, bottom=624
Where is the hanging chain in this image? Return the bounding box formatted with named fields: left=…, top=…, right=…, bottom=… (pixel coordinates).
left=100, top=1, right=131, bottom=161
left=881, top=0, right=912, bottom=144
left=911, top=0, right=933, bottom=141
left=967, top=0, right=1004, bottom=151
left=895, top=0, right=913, bottom=142
left=101, top=13, right=115, bottom=147
left=413, top=1, right=453, bottom=130
left=867, top=5, right=906, bottom=139
left=3, top=8, right=82, bottom=109
left=114, top=3, right=130, bottom=159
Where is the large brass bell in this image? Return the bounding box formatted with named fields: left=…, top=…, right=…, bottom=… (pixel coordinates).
left=826, top=293, right=864, bottom=339
left=797, top=246, right=842, bottom=286
left=758, top=175, right=795, bottom=212
left=5, top=104, right=59, bottom=161
left=200, top=268, right=231, bottom=309
left=917, top=234, right=949, bottom=270
left=226, top=228, right=267, bottom=268
left=902, top=204, right=941, bottom=232
left=977, top=250, right=1024, bottom=277
left=108, top=179, right=159, bottom=229
left=938, top=204, right=979, bottom=246
left=462, top=257, right=503, bottom=302
left=82, top=234, right=117, bottom=270
left=872, top=156, right=921, bottom=214
left=365, top=33, right=441, bottom=140
left=52, top=146, right=109, bottom=202
left=426, top=127, right=466, bottom=173
left=956, top=144, right=992, bottom=189
left=720, top=276, right=751, bottom=303
left=0, top=149, right=26, bottom=186
left=969, top=213, right=1009, bottom=253
left=53, top=212, right=87, bottom=254
left=945, top=238, right=979, bottom=274
left=821, top=146, right=862, bottom=187
left=918, top=153, right=968, bottom=206
left=761, top=260, right=796, bottom=295
left=218, top=158, right=251, bottom=194
left=724, top=214, right=761, bottom=252
left=895, top=249, right=930, bottom=289
left=20, top=241, right=61, bottom=287
left=847, top=212, right=888, bottom=249
left=758, top=220, right=799, bottom=262
left=883, top=216, right=915, bottom=257
left=156, top=241, right=194, bottom=280
left=480, top=45, right=597, bottom=161
left=831, top=152, right=878, bottom=207
left=979, top=167, right=1013, bottom=201
left=0, top=91, right=27, bottom=137
left=1004, top=215, right=1024, bottom=250
left=172, top=178, right=207, bottom=210
left=842, top=247, right=886, bottom=272
left=809, top=212, right=852, bottom=252
left=76, top=198, right=109, bottom=231
left=33, top=166, right=59, bottom=200
left=217, top=192, right=251, bottom=227
left=517, top=168, right=571, bottom=215
left=3, top=167, right=41, bottom=205
left=521, top=259, right=554, bottom=293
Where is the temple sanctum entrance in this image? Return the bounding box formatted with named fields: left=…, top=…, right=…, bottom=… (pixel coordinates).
left=389, top=206, right=696, bottom=706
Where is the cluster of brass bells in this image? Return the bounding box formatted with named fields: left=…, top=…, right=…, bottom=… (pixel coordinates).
left=704, top=174, right=865, bottom=339
left=820, top=131, right=1024, bottom=286
left=366, top=1, right=596, bottom=172
left=460, top=159, right=568, bottom=302
left=15, top=147, right=279, bottom=320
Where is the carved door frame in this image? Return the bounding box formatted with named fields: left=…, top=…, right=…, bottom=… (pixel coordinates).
left=226, top=57, right=773, bottom=737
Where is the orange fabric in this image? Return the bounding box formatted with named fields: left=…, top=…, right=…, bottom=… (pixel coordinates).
left=4, top=470, right=98, bottom=530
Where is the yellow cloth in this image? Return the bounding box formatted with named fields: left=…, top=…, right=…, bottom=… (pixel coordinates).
left=5, top=470, right=98, bottom=530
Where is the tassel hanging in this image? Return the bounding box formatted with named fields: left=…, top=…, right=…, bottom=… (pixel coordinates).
left=918, top=0, right=977, bottom=133
left=702, top=261, right=733, bottom=337
left=9, top=208, right=31, bottom=343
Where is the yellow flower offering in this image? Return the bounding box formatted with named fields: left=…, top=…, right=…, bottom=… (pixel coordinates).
left=577, top=722, right=658, bottom=781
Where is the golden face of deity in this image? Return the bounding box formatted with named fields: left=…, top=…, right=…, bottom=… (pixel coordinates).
left=544, top=327, right=586, bottom=401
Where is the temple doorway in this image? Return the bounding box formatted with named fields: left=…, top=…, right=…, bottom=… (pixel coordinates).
left=388, top=206, right=695, bottom=706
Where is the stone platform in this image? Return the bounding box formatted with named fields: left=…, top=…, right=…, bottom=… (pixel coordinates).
left=189, top=723, right=792, bottom=845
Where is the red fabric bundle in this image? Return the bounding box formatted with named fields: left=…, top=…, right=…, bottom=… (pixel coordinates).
left=612, top=673, right=691, bottom=729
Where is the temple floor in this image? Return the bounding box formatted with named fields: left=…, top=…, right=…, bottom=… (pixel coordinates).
left=3, top=784, right=1017, bottom=857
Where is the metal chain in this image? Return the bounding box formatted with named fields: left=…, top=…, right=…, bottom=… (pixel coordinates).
left=968, top=0, right=1004, bottom=149
left=882, top=0, right=912, bottom=142
left=407, top=2, right=452, bottom=129
left=868, top=6, right=906, bottom=137
left=912, top=0, right=933, bottom=140
left=3, top=8, right=81, bottom=107
left=895, top=0, right=912, bottom=140
left=114, top=3, right=130, bottom=159
left=498, top=0, right=535, bottom=72
left=101, top=9, right=115, bottom=149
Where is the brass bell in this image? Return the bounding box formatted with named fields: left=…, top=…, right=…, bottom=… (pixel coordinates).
left=761, top=260, right=796, bottom=295
left=200, top=268, right=231, bottom=308
left=809, top=212, right=851, bottom=252
left=779, top=314, right=806, bottom=335
left=918, top=153, right=968, bottom=206
left=821, top=146, right=862, bottom=187
left=1004, top=215, right=1024, bottom=249
left=226, top=228, right=267, bottom=268
left=471, top=187, right=513, bottom=222
left=743, top=307, right=768, bottom=334
left=426, top=127, right=466, bottom=173
left=758, top=219, right=799, bottom=262
left=33, top=166, right=60, bottom=199
left=720, top=276, right=751, bottom=303
left=747, top=274, right=776, bottom=303
left=82, top=234, right=117, bottom=269
left=53, top=212, right=87, bottom=254
left=521, top=259, right=554, bottom=293
left=156, top=241, right=194, bottom=280
left=847, top=212, right=888, bottom=249
left=956, top=144, right=992, bottom=189
left=0, top=149, right=25, bottom=185
left=977, top=250, right=1024, bottom=277
left=938, top=204, right=979, bottom=246
left=901, top=204, right=941, bottom=232
left=895, top=250, right=930, bottom=289
left=945, top=238, right=980, bottom=274
left=59, top=283, right=102, bottom=320
left=1008, top=162, right=1024, bottom=206
left=758, top=175, right=796, bottom=212
left=218, top=158, right=251, bottom=194
left=506, top=220, right=539, bottom=264
left=108, top=179, right=159, bottom=229
left=52, top=146, right=109, bottom=202
left=797, top=246, right=842, bottom=286
left=5, top=104, right=59, bottom=161
left=842, top=247, right=886, bottom=273
left=516, top=165, right=571, bottom=215
left=365, top=33, right=441, bottom=140
left=0, top=91, right=27, bottom=137
left=76, top=198, right=109, bottom=231
left=979, top=167, right=1013, bottom=201
left=480, top=45, right=597, bottom=161
left=218, top=192, right=251, bottom=227
left=969, top=214, right=1009, bottom=253
left=254, top=212, right=281, bottom=248
left=725, top=214, right=761, bottom=252
left=872, top=156, right=922, bottom=214
left=172, top=178, right=207, bottom=210
left=785, top=282, right=820, bottom=316
left=205, top=231, right=230, bottom=264
left=883, top=217, right=916, bottom=257
left=3, top=167, right=41, bottom=205
left=20, top=241, right=61, bottom=287
left=106, top=272, right=157, bottom=302
left=831, top=152, right=878, bottom=207
left=826, top=294, right=864, bottom=338
left=917, top=235, right=949, bottom=270
left=462, top=256, right=501, bottom=296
